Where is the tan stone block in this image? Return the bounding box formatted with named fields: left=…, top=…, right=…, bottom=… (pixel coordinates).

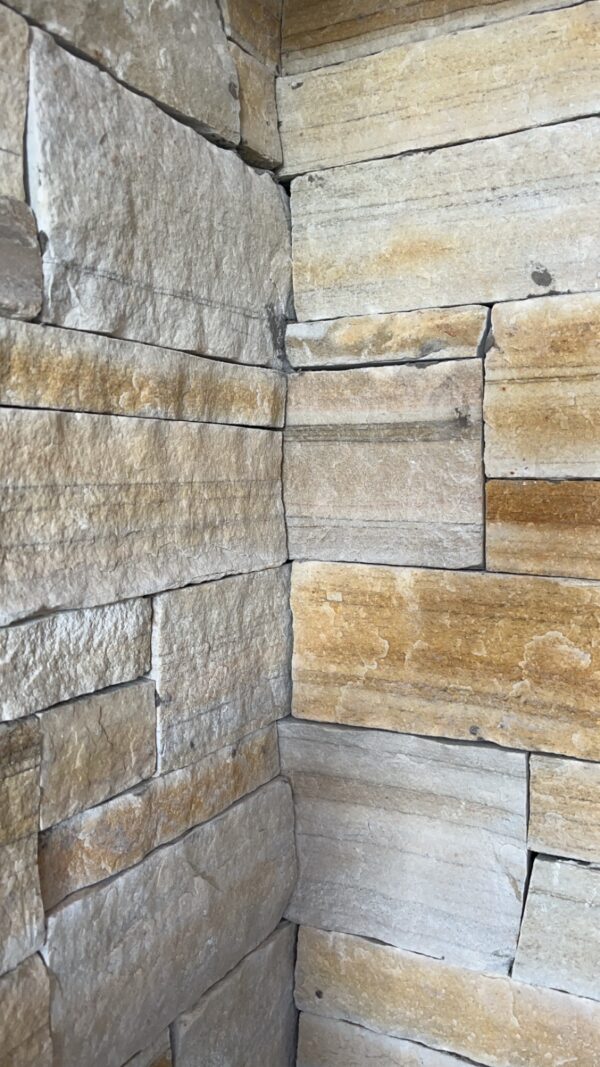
left=123, top=1034, right=171, bottom=1067
left=0, top=6, right=28, bottom=199
left=295, top=927, right=600, bottom=1067
left=0, top=956, right=52, bottom=1067
left=529, top=754, right=600, bottom=863
left=297, top=1014, right=469, bottom=1066
left=0, top=718, right=41, bottom=845
left=0, top=836, right=45, bottom=972
left=230, top=44, right=282, bottom=168
left=485, top=292, right=600, bottom=477
left=284, top=359, right=483, bottom=567
left=291, top=120, right=600, bottom=322
left=222, top=0, right=282, bottom=67
left=0, top=197, right=42, bottom=320
left=291, top=561, right=600, bottom=759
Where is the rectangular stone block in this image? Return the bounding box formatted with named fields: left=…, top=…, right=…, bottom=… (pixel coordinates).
left=230, top=43, right=282, bottom=168
left=173, top=924, right=297, bottom=1067
left=485, top=292, right=600, bottom=478
left=285, top=359, right=483, bottom=567
left=0, top=956, right=52, bottom=1067
left=153, top=567, right=291, bottom=772
left=529, top=754, right=600, bottom=863
left=279, top=3, right=600, bottom=174
left=222, top=0, right=282, bottom=67
left=0, top=197, right=42, bottom=320
left=280, top=720, right=526, bottom=972
left=43, top=779, right=296, bottom=1067
left=286, top=306, right=487, bottom=369
left=297, top=1014, right=469, bottom=1066
left=0, top=319, right=286, bottom=428
left=291, top=561, right=600, bottom=759
left=0, top=6, right=28, bottom=199
left=0, top=718, right=41, bottom=844
left=0, top=598, right=151, bottom=721
left=123, top=1034, right=171, bottom=1067
left=28, top=32, right=291, bottom=367
left=0, top=408, right=285, bottom=624
left=39, top=725, right=280, bottom=907
left=39, top=680, right=156, bottom=831
left=295, top=927, right=600, bottom=1067
left=291, top=119, right=600, bottom=322
left=0, top=836, right=45, bottom=973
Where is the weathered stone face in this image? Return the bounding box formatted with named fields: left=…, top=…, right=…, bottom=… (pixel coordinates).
left=291, top=561, right=600, bottom=759
left=230, top=44, right=282, bottom=168
left=0, top=599, right=151, bottom=722
left=297, top=1014, right=469, bottom=1066
left=280, top=720, right=526, bottom=971
left=43, top=780, right=296, bottom=1067
left=28, top=32, right=291, bottom=367
left=0, top=7, right=28, bottom=199
left=291, top=119, right=600, bottom=322
left=284, top=359, right=483, bottom=567
left=123, top=1034, right=172, bottom=1067
left=0, top=197, right=42, bottom=320
left=222, top=0, right=282, bottom=67
left=173, top=924, right=297, bottom=1067
left=0, top=718, right=40, bottom=845
left=529, top=755, right=600, bottom=863
left=0, top=836, right=44, bottom=974
left=0, top=955, right=52, bottom=1067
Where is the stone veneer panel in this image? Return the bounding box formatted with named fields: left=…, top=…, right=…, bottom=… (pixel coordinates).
left=222, top=0, right=282, bottom=67
left=529, top=755, right=600, bottom=863
left=0, top=197, right=42, bottom=320
left=0, top=718, right=41, bottom=845
left=0, top=955, right=52, bottom=1067
left=0, top=6, right=28, bottom=199
left=230, top=43, right=282, bottom=168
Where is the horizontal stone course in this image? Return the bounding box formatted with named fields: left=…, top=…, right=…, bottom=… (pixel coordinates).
left=297, top=1014, right=471, bottom=1066
left=529, top=755, right=600, bottom=863
left=0, top=955, right=52, bottom=1067
left=0, top=6, right=28, bottom=199
left=0, top=197, right=42, bottom=320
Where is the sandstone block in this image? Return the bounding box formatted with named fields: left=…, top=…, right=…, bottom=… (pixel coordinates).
left=0, top=197, right=42, bottom=320
left=28, top=33, right=291, bottom=366
left=222, top=0, right=282, bottom=67
left=285, top=359, right=483, bottom=567
left=230, top=44, right=282, bottom=168
left=0, top=718, right=41, bottom=844
left=123, top=1035, right=171, bottom=1067
left=0, top=956, right=52, bottom=1067
left=0, top=599, right=151, bottom=721
left=291, top=120, right=600, bottom=322
left=529, top=754, right=600, bottom=863
left=0, top=408, right=285, bottom=624
left=0, top=836, right=45, bottom=972
left=485, top=292, right=600, bottom=477
left=0, top=7, right=28, bottom=199
left=298, top=1014, right=470, bottom=1066
left=153, top=567, right=291, bottom=772
left=173, top=924, right=297, bottom=1067
left=43, top=779, right=296, bottom=1067
left=291, top=561, right=600, bottom=759
left=295, top=927, right=600, bottom=1067
left=39, top=680, right=156, bottom=830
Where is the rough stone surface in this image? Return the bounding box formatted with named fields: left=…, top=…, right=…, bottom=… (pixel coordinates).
left=39, top=725, right=280, bottom=907
left=0, top=836, right=45, bottom=973
left=13, top=0, right=239, bottom=144
left=286, top=306, right=488, bottom=369
left=0, top=6, right=28, bottom=199
left=173, top=924, right=297, bottom=1067
left=0, top=408, right=285, bottom=624
left=280, top=720, right=526, bottom=972
left=295, top=927, right=600, bottom=1067
left=43, top=780, right=296, bottom=1067
left=39, top=680, right=156, bottom=831
left=513, top=858, right=600, bottom=1001
left=0, top=955, right=52, bottom=1067
left=297, top=1014, right=470, bottom=1066
left=0, top=197, right=42, bottom=320
left=291, top=561, right=600, bottom=759
left=285, top=359, right=483, bottom=567
left=0, top=718, right=41, bottom=845
left=485, top=292, right=600, bottom=478
left=230, top=43, right=282, bottom=168
left=279, top=3, right=600, bottom=175
left=153, top=567, right=291, bottom=772
left=222, top=0, right=282, bottom=67
left=0, top=319, right=286, bottom=428
left=28, top=33, right=291, bottom=367
left=291, top=119, right=600, bottom=322
left=123, top=1034, right=172, bottom=1067
left=0, top=598, right=151, bottom=722
left=529, top=754, right=600, bottom=863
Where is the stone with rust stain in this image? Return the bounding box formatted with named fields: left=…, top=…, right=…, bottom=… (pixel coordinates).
left=291, top=561, right=600, bottom=759
left=230, top=44, right=282, bottom=168
left=297, top=1014, right=471, bottom=1066
left=0, top=956, right=52, bottom=1067
left=123, top=1034, right=171, bottom=1067
left=222, top=0, right=282, bottom=67
left=0, top=7, right=28, bottom=199
left=0, top=718, right=41, bottom=845
left=0, top=197, right=42, bottom=320
left=529, top=755, right=600, bottom=863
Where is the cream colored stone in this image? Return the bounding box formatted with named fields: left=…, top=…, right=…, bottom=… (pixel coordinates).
left=285, top=359, right=483, bottom=567
left=153, top=567, right=291, bottom=772
left=0, top=319, right=286, bottom=428
left=286, top=306, right=487, bottom=369
left=0, top=599, right=151, bottom=722
left=39, top=680, right=156, bottom=831
left=0, top=836, right=45, bottom=973
left=485, top=292, right=600, bottom=478
left=291, top=119, right=600, bottom=322
left=0, top=718, right=40, bottom=844
left=514, top=858, right=600, bottom=1001
left=0, top=956, right=52, bottom=1067
left=222, top=0, right=282, bottom=67
left=291, top=561, right=600, bottom=759
left=297, top=1014, right=469, bottom=1066
left=295, top=927, right=600, bottom=1067
left=0, top=197, right=42, bottom=320
left=39, top=725, right=279, bottom=907
left=44, top=779, right=296, bottom=1067
left=0, top=408, right=285, bottom=624
left=230, top=44, right=282, bottom=168
left=529, top=754, right=600, bottom=863
left=0, top=7, right=28, bottom=199
left=123, top=1034, right=171, bottom=1067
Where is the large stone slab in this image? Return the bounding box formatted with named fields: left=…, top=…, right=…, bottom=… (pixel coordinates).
left=13, top=0, right=239, bottom=144
left=513, top=858, right=600, bottom=1001
left=0, top=408, right=285, bottom=624
left=291, top=561, right=600, bottom=759
left=279, top=3, right=600, bottom=175
left=28, top=32, right=291, bottom=367
left=230, top=44, right=282, bottom=168
left=0, top=197, right=42, bottom=320
left=124, top=1035, right=171, bottom=1067
left=297, top=1014, right=470, bottom=1066
left=280, top=720, right=526, bottom=972
left=222, top=0, right=282, bottom=67
left=0, top=718, right=40, bottom=845
left=0, top=956, right=52, bottom=1067
left=0, top=6, right=28, bottom=199
left=0, top=598, right=151, bottom=722
left=285, top=359, right=483, bottom=567
left=39, top=680, right=156, bottom=830
left=291, top=119, right=600, bottom=322
left=153, top=567, right=291, bottom=772
left=286, top=306, right=487, bottom=369
left=0, top=319, right=286, bottom=428
left=529, top=754, right=600, bottom=863
left=485, top=292, right=600, bottom=478
left=43, top=779, right=296, bottom=1067
left=173, top=924, right=297, bottom=1067
left=39, top=725, right=279, bottom=907
left=295, top=927, right=600, bottom=1067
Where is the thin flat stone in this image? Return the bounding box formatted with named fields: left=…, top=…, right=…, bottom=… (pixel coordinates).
left=297, top=1014, right=472, bottom=1066
left=529, top=754, right=600, bottom=863
left=0, top=956, right=52, bottom=1067
left=230, top=44, right=282, bottom=168
left=0, top=6, right=28, bottom=199
left=0, top=197, right=42, bottom=320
